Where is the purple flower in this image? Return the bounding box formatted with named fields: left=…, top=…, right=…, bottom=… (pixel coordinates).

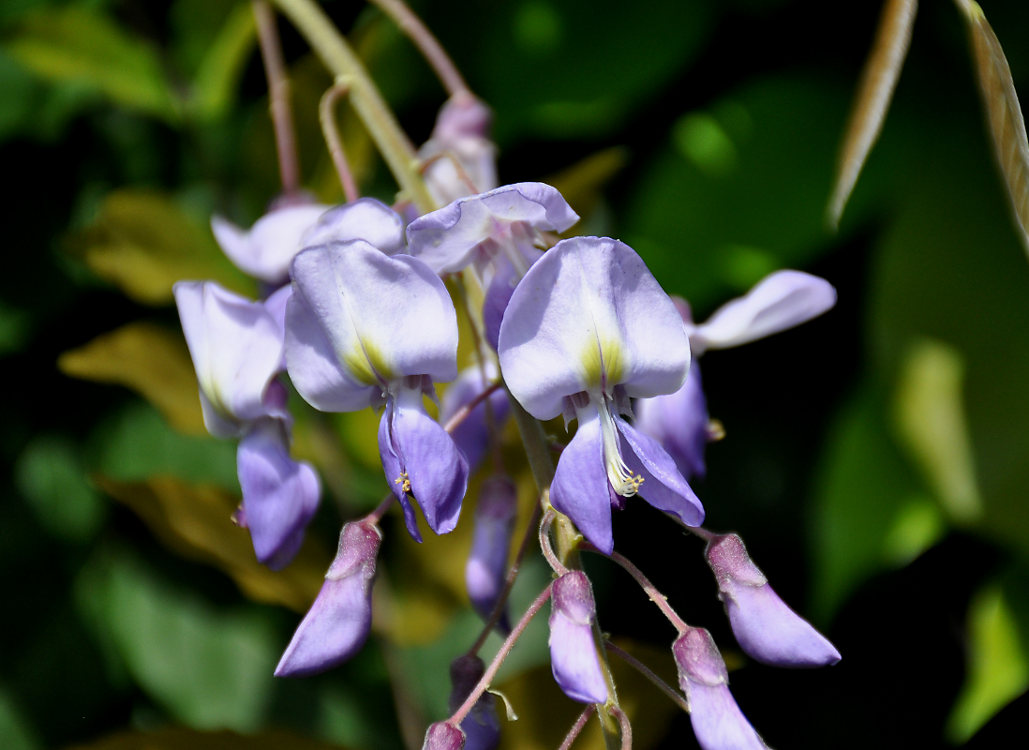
left=284, top=240, right=468, bottom=540
left=275, top=520, right=381, bottom=676
left=212, top=202, right=329, bottom=283
left=449, top=655, right=500, bottom=750
left=636, top=271, right=836, bottom=481
left=706, top=533, right=841, bottom=668
left=498, top=236, right=704, bottom=554
left=673, top=628, right=769, bottom=750
left=465, top=476, right=517, bottom=631
left=419, top=92, right=498, bottom=205
left=422, top=722, right=466, bottom=750
left=299, top=197, right=407, bottom=254
left=406, top=182, right=579, bottom=349
left=174, top=281, right=320, bottom=568
left=439, top=362, right=510, bottom=471
left=548, top=571, right=608, bottom=704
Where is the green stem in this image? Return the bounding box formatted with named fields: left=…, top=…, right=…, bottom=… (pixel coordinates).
left=269, top=0, right=436, bottom=212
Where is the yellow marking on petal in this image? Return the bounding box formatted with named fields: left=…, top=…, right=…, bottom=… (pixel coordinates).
left=342, top=337, right=393, bottom=386
left=394, top=472, right=412, bottom=494
left=579, top=336, right=625, bottom=391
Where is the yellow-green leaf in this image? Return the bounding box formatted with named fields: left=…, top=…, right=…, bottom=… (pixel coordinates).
left=957, top=0, right=1029, bottom=258
left=893, top=338, right=982, bottom=523
left=5, top=6, right=179, bottom=121
left=947, top=582, right=1029, bottom=742
left=65, top=726, right=352, bottom=750
left=188, top=4, right=257, bottom=122
left=94, top=474, right=325, bottom=612
left=828, top=0, right=917, bottom=227
left=58, top=322, right=205, bottom=435
left=69, top=190, right=252, bottom=305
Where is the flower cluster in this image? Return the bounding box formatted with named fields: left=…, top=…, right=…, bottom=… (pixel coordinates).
left=173, top=3, right=842, bottom=747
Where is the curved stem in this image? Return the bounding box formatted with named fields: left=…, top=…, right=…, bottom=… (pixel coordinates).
left=363, top=491, right=397, bottom=526
left=253, top=0, right=300, bottom=194
left=610, top=706, right=632, bottom=750
left=539, top=504, right=567, bottom=575
left=558, top=705, right=596, bottom=750
left=441, top=381, right=502, bottom=434
left=604, top=640, right=689, bottom=714
left=582, top=543, right=689, bottom=633
left=319, top=82, right=360, bottom=201
left=366, top=0, right=469, bottom=96
left=270, top=0, right=436, bottom=211
left=450, top=582, right=553, bottom=727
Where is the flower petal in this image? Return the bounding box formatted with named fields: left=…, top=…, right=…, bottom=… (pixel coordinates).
left=212, top=204, right=329, bottom=282
left=548, top=571, right=609, bottom=704
left=691, top=270, right=836, bottom=354
left=406, top=182, right=578, bottom=274
left=174, top=281, right=284, bottom=437
left=465, top=476, right=517, bottom=631
left=275, top=521, right=381, bottom=676
left=634, top=362, right=710, bottom=480
left=673, top=628, right=769, bottom=750
left=499, top=236, right=690, bottom=420
left=288, top=241, right=459, bottom=389
left=382, top=386, right=468, bottom=536
left=299, top=197, right=406, bottom=254
left=706, top=534, right=841, bottom=668
left=550, top=409, right=615, bottom=554
left=237, top=420, right=321, bottom=569
left=616, top=414, right=705, bottom=528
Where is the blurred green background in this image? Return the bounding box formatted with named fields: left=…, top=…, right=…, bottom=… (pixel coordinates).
left=2, top=0, right=1029, bottom=748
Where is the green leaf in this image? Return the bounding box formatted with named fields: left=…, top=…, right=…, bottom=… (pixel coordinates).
left=0, top=684, right=40, bottom=750
left=947, top=578, right=1029, bottom=742
left=810, top=385, right=944, bottom=620
left=15, top=434, right=105, bottom=542
left=74, top=547, right=278, bottom=730
left=64, top=726, right=351, bottom=750
left=4, top=6, right=179, bottom=121
left=68, top=190, right=253, bottom=305
left=187, top=3, right=257, bottom=122
left=59, top=322, right=206, bottom=435
left=892, top=338, right=982, bottom=523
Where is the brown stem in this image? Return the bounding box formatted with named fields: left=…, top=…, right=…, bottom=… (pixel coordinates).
left=319, top=81, right=361, bottom=202
left=253, top=1, right=300, bottom=194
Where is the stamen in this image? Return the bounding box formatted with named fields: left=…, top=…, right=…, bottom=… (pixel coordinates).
left=596, top=397, right=644, bottom=497
left=395, top=472, right=412, bottom=494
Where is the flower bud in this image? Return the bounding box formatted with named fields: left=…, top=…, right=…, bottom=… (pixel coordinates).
left=672, top=628, right=769, bottom=750
left=422, top=721, right=466, bottom=750
left=274, top=520, right=382, bottom=677
left=449, top=655, right=500, bottom=750
left=706, top=533, right=841, bottom=668
left=548, top=571, right=608, bottom=704
left=465, top=476, right=517, bottom=631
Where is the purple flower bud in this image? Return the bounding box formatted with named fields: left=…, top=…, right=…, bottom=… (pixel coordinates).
left=419, top=92, right=497, bottom=204
left=548, top=571, right=608, bottom=704
left=449, top=655, right=500, bottom=750
left=275, top=521, right=382, bottom=677
left=706, top=534, right=841, bottom=668
left=211, top=202, right=330, bottom=283
left=465, top=477, right=517, bottom=632
left=672, top=628, right=769, bottom=750
left=422, top=721, right=466, bottom=750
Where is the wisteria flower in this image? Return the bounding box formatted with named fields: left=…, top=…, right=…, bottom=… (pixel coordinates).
left=636, top=271, right=836, bottom=479
left=406, top=182, right=579, bottom=348
left=174, top=281, right=319, bottom=568
left=419, top=92, right=498, bottom=205
left=299, top=197, right=407, bottom=254
left=498, top=236, right=704, bottom=553
left=211, top=200, right=329, bottom=284
left=706, top=533, right=841, bottom=668
left=284, top=240, right=468, bottom=540
left=276, top=520, right=381, bottom=676
left=549, top=571, right=608, bottom=704
left=673, top=627, right=769, bottom=750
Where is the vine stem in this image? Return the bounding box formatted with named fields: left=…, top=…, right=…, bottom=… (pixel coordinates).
left=604, top=640, right=689, bottom=714
left=253, top=0, right=300, bottom=194
left=450, top=582, right=553, bottom=727
left=319, top=82, right=360, bottom=202
left=582, top=543, right=690, bottom=634
left=557, top=705, right=596, bottom=750
left=269, top=0, right=436, bottom=212
left=366, top=0, right=469, bottom=96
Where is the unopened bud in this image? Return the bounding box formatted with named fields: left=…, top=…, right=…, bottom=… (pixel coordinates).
left=422, top=721, right=466, bottom=750
left=548, top=571, right=608, bottom=704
